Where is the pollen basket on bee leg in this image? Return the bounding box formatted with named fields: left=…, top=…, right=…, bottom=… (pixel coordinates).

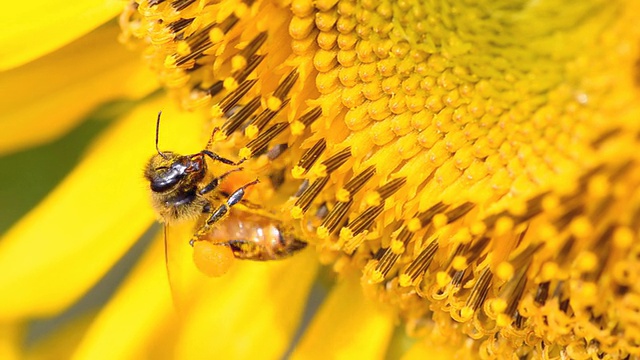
left=193, top=241, right=235, bottom=277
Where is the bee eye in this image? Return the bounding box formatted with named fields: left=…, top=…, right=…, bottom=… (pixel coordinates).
left=150, top=166, right=184, bottom=192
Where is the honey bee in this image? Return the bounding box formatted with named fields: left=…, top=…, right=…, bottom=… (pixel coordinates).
left=144, top=112, right=306, bottom=276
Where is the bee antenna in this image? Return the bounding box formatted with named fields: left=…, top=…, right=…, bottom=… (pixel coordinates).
left=155, top=111, right=169, bottom=160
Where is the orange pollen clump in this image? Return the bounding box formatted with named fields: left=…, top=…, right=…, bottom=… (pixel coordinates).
left=192, top=241, right=234, bottom=277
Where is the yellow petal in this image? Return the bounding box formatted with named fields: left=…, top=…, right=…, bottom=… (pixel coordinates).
left=75, top=175, right=320, bottom=359
left=291, top=276, right=396, bottom=360
left=0, top=98, right=203, bottom=320
left=0, top=0, right=122, bottom=70
left=71, top=234, right=174, bottom=360
left=0, top=22, right=158, bottom=155
left=0, top=323, right=22, bottom=360
left=175, top=249, right=320, bottom=359
left=162, top=220, right=204, bottom=313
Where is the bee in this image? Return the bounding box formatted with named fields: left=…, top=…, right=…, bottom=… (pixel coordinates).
left=144, top=112, right=306, bottom=276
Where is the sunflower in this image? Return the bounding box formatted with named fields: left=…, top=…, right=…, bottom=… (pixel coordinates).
left=2, top=0, right=640, bottom=358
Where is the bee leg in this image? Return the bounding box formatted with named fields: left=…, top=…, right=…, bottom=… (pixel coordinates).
left=205, top=127, right=225, bottom=150
left=224, top=240, right=263, bottom=259
left=201, top=149, right=246, bottom=166
left=224, top=238, right=306, bottom=260
left=202, top=128, right=247, bottom=165
left=199, top=168, right=243, bottom=195
left=205, top=127, right=219, bottom=149
left=189, top=179, right=260, bottom=246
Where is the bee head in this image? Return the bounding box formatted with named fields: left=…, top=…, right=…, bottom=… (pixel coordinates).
left=145, top=150, right=209, bottom=193
left=145, top=111, right=207, bottom=193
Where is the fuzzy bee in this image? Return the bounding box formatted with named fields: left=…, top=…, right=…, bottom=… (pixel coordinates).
left=144, top=112, right=306, bottom=276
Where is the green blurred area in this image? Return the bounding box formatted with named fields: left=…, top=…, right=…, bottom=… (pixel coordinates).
left=0, top=101, right=133, bottom=234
